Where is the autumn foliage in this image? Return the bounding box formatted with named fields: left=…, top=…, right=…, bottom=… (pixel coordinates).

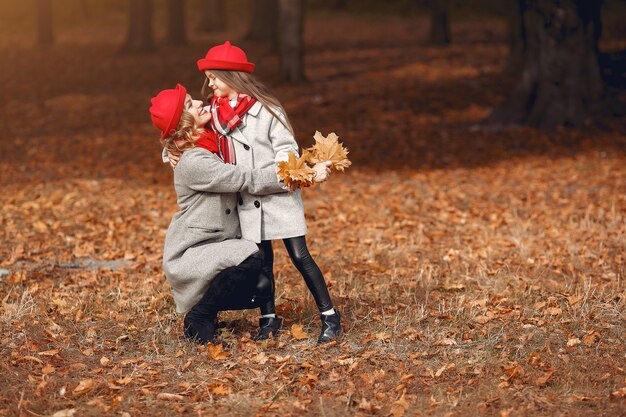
left=277, top=131, right=351, bottom=189
left=1, top=8, right=625, bottom=417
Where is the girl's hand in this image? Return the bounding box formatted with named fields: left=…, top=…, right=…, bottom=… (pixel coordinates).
left=167, top=150, right=181, bottom=168
left=312, top=161, right=332, bottom=183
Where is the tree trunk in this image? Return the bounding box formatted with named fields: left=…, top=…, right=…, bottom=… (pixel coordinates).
left=489, top=0, right=603, bottom=130
left=504, top=0, right=526, bottom=74
left=167, top=0, right=187, bottom=45
left=37, top=0, right=54, bottom=46
left=196, top=0, right=226, bottom=33
left=246, top=0, right=278, bottom=46
left=278, top=0, right=305, bottom=84
left=80, top=0, right=90, bottom=20
left=429, top=0, right=450, bottom=46
left=121, top=0, right=155, bottom=53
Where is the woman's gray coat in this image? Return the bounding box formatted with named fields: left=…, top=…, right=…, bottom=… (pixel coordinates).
left=163, top=147, right=285, bottom=313
left=228, top=102, right=308, bottom=243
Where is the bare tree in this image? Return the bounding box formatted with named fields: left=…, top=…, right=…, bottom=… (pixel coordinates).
left=489, top=0, right=603, bottom=130
left=167, top=0, right=187, bottom=45
left=37, top=0, right=54, bottom=46
left=121, top=0, right=155, bottom=53
left=429, top=0, right=451, bottom=46
left=278, top=0, right=305, bottom=83
left=504, top=0, right=527, bottom=74
left=246, top=0, right=278, bottom=46
left=196, top=0, right=226, bottom=33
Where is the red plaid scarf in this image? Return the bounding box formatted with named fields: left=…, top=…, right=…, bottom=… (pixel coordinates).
left=209, top=94, right=257, bottom=164
left=194, top=131, right=219, bottom=156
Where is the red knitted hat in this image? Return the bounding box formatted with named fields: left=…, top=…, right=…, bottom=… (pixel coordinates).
left=149, top=84, right=187, bottom=138
left=197, top=41, right=255, bottom=73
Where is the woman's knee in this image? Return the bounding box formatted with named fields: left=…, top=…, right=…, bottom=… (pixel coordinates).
left=256, top=272, right=273, bottom=298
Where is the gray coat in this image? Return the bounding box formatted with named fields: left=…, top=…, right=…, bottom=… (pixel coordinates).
left=163, top=147, right=285, bottom=313
left=229, top=101, right=308, bottom=242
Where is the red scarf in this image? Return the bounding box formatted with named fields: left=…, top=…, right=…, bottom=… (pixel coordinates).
left=194, top=131, right=219, bottom=155
left=209, top=94, right=257, bottom=164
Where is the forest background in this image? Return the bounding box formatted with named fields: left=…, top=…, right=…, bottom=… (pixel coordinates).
left=0, top=0, right=625, bottom=416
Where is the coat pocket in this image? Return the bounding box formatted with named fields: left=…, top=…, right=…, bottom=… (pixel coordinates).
left=185, top=224, right=225, bottom=233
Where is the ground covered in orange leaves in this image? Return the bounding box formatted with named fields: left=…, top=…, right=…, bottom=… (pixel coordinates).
left=1, top=9, right=625, bottom=417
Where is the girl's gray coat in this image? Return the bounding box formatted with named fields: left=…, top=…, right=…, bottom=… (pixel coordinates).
left=228, top=102, right=308, bottom=243
left=163, top=147, right=285, bottom=313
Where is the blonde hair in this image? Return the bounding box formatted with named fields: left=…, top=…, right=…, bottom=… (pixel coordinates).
left=201, top=70, right=294, bottom=134
left=160, top=110, right=205, bottom=154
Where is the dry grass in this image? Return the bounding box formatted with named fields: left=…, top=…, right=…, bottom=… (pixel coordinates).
left=1, top=7, right=625, bottom=417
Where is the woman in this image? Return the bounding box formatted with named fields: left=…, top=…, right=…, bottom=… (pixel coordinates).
left=149, top=84, right=330, bottom=343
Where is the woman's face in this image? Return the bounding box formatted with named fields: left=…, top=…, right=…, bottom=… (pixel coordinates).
left=184, top=94, right=211, bottom=127
left=204, top=71, right=237, bottom=99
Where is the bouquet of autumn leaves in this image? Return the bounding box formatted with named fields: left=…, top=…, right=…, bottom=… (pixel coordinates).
left=277, top=131, right=351, bottom=190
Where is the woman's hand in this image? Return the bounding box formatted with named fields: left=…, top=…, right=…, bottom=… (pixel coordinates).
left=312, top=161, right=333, bottom=183
left=167, top=150, right=181, bottom=168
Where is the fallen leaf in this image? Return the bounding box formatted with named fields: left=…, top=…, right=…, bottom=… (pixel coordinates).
left=42, top=363, right=56, bottom=374
left=291, top=324, right=308, bottom=340
left=51, top=409, right=76, bottom=417
left=582, top=331, right=601, bottom=346
left=536, top=370, right=555, bottom=387
left=435, top=363, right=456, bottom=378
left=207, top=343, right=230, bottom=361
left=209, top=384, right=231, bottom=395
left=473, top=315, right=491, bottom=324
left=72, top=379, right=94, bottom=396
left=434, top=338, right=457, bottom=347
left=567, top=338, right=581, bottom=347
left=611, top=387, right=626, bottom=398
left=157, top=392, right=184, bottom=401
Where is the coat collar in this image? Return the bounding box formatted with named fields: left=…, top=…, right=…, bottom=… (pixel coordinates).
left=230, top=127, right=249, bottom=146
left=246, top=101, right=263, bottom=118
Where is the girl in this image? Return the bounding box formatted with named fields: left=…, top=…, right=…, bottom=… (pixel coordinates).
left=149, top=84, right=332, bottom=343
left=195, top=41, right=342, bottom=344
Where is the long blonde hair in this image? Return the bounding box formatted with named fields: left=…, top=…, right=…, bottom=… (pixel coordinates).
left=201, top=70, right=294, bottom=134
left=160, top=110, right=205, bottom=155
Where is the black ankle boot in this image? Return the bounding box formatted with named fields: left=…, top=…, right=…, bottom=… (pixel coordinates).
left=253, top=317, right=282, bottom=341
left=318, top=311, right=341, bottom=344
left=183, top=312, right=217, bottom=344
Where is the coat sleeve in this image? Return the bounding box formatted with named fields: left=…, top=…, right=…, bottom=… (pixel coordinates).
left=176, top=148, right=286, bottom=195
left=267, top=109, right=300, bottom=163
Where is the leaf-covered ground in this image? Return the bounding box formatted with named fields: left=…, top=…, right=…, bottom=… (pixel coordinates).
left=1, top=10, right=625, bottom=417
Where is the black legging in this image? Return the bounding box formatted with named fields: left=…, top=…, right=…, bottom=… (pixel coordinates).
left=260, top=236, right=333, bottom=312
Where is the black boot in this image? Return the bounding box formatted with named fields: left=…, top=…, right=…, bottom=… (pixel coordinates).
left=183, top=311, right=217, bottom=344
left=253, top=317, right=282, bottom=341
left=318, top=311, right=341, bottom=344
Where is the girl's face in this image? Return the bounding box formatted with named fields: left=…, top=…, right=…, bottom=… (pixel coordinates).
left=184, top=94, right=211, bottom=127
left=205, top=71, right=237, bottom=99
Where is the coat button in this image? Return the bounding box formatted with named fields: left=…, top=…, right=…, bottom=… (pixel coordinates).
left=254, top=200, right=260, bottom=208
left=238, top=198, right=243, bottom=205
left=243, top=144, right=250, bottom=151
left=225, top=208, right=231, bottom=215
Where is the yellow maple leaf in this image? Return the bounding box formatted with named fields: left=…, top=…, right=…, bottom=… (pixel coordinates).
left=72, top=379, right=94, bottom=396
left=209, top=384, right=231, bottom=395
left=290, top=324, right=308, bottom=340
left=306, top=131, right=352, bottom=172
left=276, top=152, right=316, bottom=190
left=207, top=343, right=230, bottom=360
